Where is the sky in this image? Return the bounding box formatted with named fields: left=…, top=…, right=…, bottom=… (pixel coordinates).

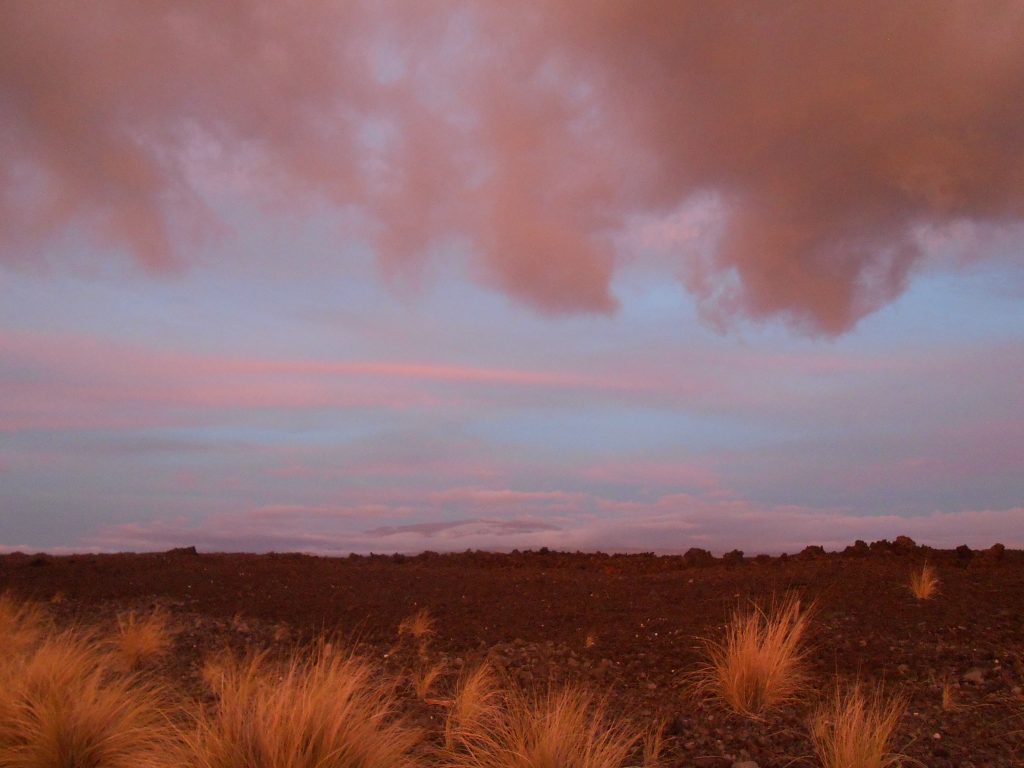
left=1, top=1, right=1023, bottom=555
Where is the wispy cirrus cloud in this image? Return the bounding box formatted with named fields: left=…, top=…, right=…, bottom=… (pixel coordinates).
left=0, top=329, right=659, bottom=432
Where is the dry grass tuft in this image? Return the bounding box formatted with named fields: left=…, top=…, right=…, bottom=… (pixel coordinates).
left=412, top=661, right=447, bottom=702
left=445, top=664, right=503, bottom=749
left=940, top=679, right=959, bottom=712
left=442, top=676, right=641, bottom=768
left=642, top=720, right=666, bottom=768
left=0, top=630, right=184, bottom=768
left=909, top=564, right=939, bottom=600
left=193, top=645, right=420, bottom=768
left=690, top=594, right=812, bottom=718
left=399, top=608, right=436, bottom=641
left=114, top=609, right=173, bottom=669
left=810, top=682, right=907, bottom=768
left=0, top=593, right=47, bottom=658
left=200, top=649, right=236, bottom=695
left=399, top=608, right=436, bottom=662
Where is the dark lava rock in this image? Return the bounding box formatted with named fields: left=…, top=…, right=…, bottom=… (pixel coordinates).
left=166, top=546, right=198, bottom=556
left=844, top=539, right=870, bottom=556
left=683, top=547, right=716, bottom=567
left=984, top=543, right=1006, bottom=561
left=722, top=549, right=745, bottom=565
left=893, top=535, right=917, bottom=553
left=870, top=539, right=893, bottom=555
left=798, top=545, right=826, bottom=560
left=955, top=544, right=974, bottom=563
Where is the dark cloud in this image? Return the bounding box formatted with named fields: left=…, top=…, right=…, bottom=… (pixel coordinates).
left=2, top=2, right=1022, bottom=332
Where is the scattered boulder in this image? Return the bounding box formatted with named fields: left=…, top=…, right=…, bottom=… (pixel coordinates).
left=869, top=539, right=893, bottom=554
left=797, top=544, right=826, bottom=560
left=955, top=544, right=974, bottom=564
left=984, top=542, right=1006, bottom=561
left=722, top=549, right=745, bottom=565
left=844, top=539, right=870, bottom=556
left=893, top=535, right=917, bottom=553
left=682, top=547, right=715, bottom=567
left=166, top=545, right=198, bottom=556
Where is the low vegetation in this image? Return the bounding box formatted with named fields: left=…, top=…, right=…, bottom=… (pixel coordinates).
left=909, top=563, right=940, bottom=600
left=691, top=594, right=812, bottom=718
left=0, top=592, right=47, bottom=656
left=445, top=663, right=503, bottom=750
left=411, top=661, right=447, bottom=702
left=810, top=682, right=907, bottom=768
left=114, top=608, right=173, bottom=669
left=0, top=629, right=183, bottom=768
left=0, top=589, right=931, bottom=768
left=193, top=648, right=420, bottom=768
left=442, top=671, right=642, bottom=768
left=399, top=608, right=436, bottom=642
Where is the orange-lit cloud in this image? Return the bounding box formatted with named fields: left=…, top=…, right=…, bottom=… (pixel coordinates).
left=3, top=3, right=1023, bottom=332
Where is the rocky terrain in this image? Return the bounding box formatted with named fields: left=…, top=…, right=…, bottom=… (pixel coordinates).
left=2, top=538, right=1022, bottom=767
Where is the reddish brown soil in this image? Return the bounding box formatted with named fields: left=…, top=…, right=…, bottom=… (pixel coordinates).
left=2, top=543, right=1023, bottom=768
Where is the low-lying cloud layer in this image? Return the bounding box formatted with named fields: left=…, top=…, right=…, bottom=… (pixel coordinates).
left=8, top=501, right=1022, bottom=557
left=3, top=2, right=1023, bottom=333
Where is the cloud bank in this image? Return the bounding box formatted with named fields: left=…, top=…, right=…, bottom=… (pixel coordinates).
left=2, top=2, right=1024, bottom=332
left=15, top=501, right=1024, bottom=557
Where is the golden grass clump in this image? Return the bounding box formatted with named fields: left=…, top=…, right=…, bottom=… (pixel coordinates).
left=810, top=682, right=907, bottom=768
left=411, top=661, right=447, bottom=702
left=399, top=608, right=436, bottom=642
left=193, top=646, right=420, bottom=768
left=691, top=594, right=812, bottom=718
left=0, top=630, right=183, bottom=768
left=114, top=609, right=173, bottom=669
left=0, top=593, right=47, bottom=658
left=442, top=666, right=641, bottom=768
left=444, top=664, right=503, bottom=749
left=908, top=564, right=939, bottom=600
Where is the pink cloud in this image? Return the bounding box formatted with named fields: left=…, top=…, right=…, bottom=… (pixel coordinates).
left=0, top=329, right=658, bottom=431
left=576, top=459, right=722, bottom=492
left=71, top=500, right=1024, bottom=556
left=3, top=3, right=1023, bottom=333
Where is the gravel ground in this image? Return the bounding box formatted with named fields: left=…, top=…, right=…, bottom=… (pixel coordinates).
left=2, top=540, right=1022, bottom=767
